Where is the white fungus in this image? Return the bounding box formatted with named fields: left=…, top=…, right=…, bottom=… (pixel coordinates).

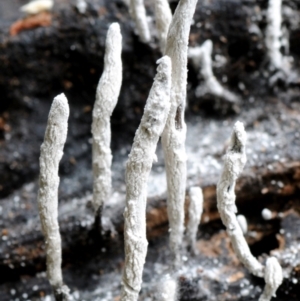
left=262, top=208, right=272, bottom=220
left=20, top=0, right=53, bottom=15
left=237, top=214, right=248, bottom=235
left=92, top=23, right=122, bottom=222
left=121, top=56, right=172, bottom=301
left=186, top=186, right=203, bottom=254
left=155, top=0, right=172, bottom=53
left=37, top=94, right=72, bottom=301
left=162, top=0, right=198, bottom=266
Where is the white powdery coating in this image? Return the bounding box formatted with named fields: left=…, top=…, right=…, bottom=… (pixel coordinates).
left=216, top=121, right=264, bottom=278
left=237, top=214, right=248, bottom=235
left=121, top=56, right=172, bottom=301
left=186, top=186, right=203, bottom=253
left=189, top=40, right=238, bottom=103
left=266, top=0, right=283, bottom=70
left=155, top=0, right=172, bottom=53
left=20, top=0, right=53, bottom=15
left=91, top=23, right=122, bottom=213
left=262, top=208, right=272, bottom=220
left=37, top=94, right=70, bottom=298
left=162, top=0, right=198, bottom=265
left=259, top=257, right=283, bottom=301
left=159, top=275, right=178, bottom=301
left=129, top=0, right=151, bottom=43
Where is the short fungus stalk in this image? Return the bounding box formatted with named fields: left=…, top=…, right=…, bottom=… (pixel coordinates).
left=121, top=56, right=172, bottom=301
left=161, top=0, right=198, bottom=266
left=217, top=121, right=283, bottom=300
left=129, top=0, right=151, bottom=43
left=266, top=0, right=283, bottom=71
left=155, top=0, right=172, bottom=53
left=186, top=186, right=203, bottom=254
left=91, top=23, right=122, bottom=230
left=37, top=93, right=71, bottom=301
left=158, top=275, right=178, bottom=301
left=237, top=214, right=248, bottom=235
left=188, top=40, right=238, bottom=103
left=259, top=257, right=283, bottom=301
left=20, top=0, right=53, bottom=15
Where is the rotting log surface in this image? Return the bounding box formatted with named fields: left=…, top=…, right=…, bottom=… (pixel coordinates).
left=1, top=0, right=300, bottom=300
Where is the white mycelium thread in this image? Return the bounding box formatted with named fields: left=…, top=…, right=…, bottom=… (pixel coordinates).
left=129, top=0, right=151, bottom=43
left=91, top=23, right=122, bottom=220
left=189, top=40, right=238, bottom=103
left=216, top=121, right=264, bottom=278
left=161, top=0, right=198, bottom=266
left=155, top=0, right=172, bottom=53
left=237, top=214, right=248, bottom=235
left=186, top=186, right=203, bottom=254
left=20, top=0, right=53, bottom=15
left=259, top=257, right=283, bottom=301
left=121, top=56, right=172, bottom=301
left=38, top=94, right=71, bottom=301
left=266, top=0, right=283, bottom=70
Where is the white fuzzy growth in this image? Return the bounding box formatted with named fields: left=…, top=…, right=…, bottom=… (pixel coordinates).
left=186, top=186, right=203, bottom=254
left=237, top=214, right=248, bottom=235
left=259, top=257, right=283, bottom=301
left=262, top=208, right=272, bottom=220
left=216, top=121, right=264, bottom=278
left=129, top=0, right=151, bottom=43
left=38, top=94, right=71, bottom=299
left=121, top=56, right=172, bottom=301
left=20, top=0, right=53, bottom=15
left=189, top=40, right=238, bottom=103
left=155, top=0, right=172, bottom=53
left=91, top=23, right=122, bottom=214
left=159, top=275, right=178, bottom=301
left=266, top=0, right=283, bottom=70
left=162, top=0, right=198, bottom=265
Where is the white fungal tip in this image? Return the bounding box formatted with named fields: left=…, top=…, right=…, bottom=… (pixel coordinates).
left=233, top=121, right=247, bottom=146
left=262, top=208, right=272, bottom=220
left=237, top=214, right=248, bottom=235
left=264, top=257, right=283, bottom=295
left=76, top=0, right=87, bottom=14
left=20, top=0, right=53, bottom=15
left=202, top=39, right=213, bottom=54
left=50, top=93, right=69, bottom=120
left=108, top=22, right=121, bottom=34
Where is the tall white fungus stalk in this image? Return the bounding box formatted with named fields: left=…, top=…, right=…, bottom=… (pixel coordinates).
left=155, top=0, right=172, bottom=53
left=266, top=0, right=283, bottom=70
left=217, top=121, right=283, bottom=300
left=161, top=0, right=198, bottom=265
left=38, top=93, right=71, bottom=301
left=121, top=56, right=172, bottom=301
left=129, top=0, right=151, bottom=43
left=92, top=23, right=122, bottom=224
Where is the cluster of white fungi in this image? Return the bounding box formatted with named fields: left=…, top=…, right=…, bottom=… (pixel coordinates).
left=36, top=0, right=285, bottom=300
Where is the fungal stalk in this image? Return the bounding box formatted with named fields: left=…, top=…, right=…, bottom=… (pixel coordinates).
left=121, top=56, right=172, bottom=301
left=186, top=186, right=203, bottom=254
left=20, top=0, right=53, bottom=15
left=217, top=121, right=283, bottom=299
left=155, top=0, right=172, bottom=53
left=259, top=257, right=283, bottom=301
left=37, top=93, right=71, bottom=301
left=91, top=23, right=122, bottom=227
left=188, top=40, right=238, bottom=103
left=266, top=0, right=283, bottom=70
left=129, top=0, right=151, bottom=43
left=161, top=0, right=198, bottom=265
